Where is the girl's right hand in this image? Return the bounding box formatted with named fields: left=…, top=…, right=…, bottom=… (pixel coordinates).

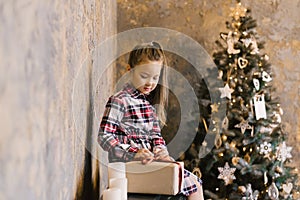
left=134, top=148, right=154, bottom=164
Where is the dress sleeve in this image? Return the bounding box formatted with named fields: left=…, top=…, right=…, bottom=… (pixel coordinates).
left=150, top=111, right=167, bottom=148
left=97, top=96, right=135, bottom=162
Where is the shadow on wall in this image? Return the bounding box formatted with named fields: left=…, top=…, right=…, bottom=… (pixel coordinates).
left=75, top=67, right=100, bottom=200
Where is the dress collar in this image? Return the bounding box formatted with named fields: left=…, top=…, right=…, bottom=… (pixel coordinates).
left=124, top=83, right=147, bottom=100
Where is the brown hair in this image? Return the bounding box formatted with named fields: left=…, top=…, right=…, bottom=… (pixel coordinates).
left=128, top=42, right=169, bottom=125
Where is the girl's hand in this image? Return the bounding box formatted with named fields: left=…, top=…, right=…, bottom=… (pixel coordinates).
left=153, top=147, right=173, bottom=162
left=134, top=148, right=154, bottom=164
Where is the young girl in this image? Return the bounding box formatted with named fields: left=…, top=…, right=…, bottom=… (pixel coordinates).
left=98, top=42, right=204, bottom=200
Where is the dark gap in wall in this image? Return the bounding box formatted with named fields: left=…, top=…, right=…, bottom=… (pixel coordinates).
left=75, top=61, right=99, bottom=200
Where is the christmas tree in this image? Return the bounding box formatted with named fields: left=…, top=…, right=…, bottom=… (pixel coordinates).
left=198, top=1, right=300, bottom=199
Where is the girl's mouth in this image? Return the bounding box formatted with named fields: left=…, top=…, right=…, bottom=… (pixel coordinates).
left=144, top=87, right=151, bottom=92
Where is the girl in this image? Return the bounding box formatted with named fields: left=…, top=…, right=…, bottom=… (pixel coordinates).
left=98, top=42, right=204, bottom=200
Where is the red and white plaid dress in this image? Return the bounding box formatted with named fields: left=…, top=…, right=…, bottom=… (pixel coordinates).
left=98, top=83, right=202, bottom=196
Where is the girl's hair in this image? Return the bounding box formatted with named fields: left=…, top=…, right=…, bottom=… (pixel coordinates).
left=128, top=41, right=168, bottom=125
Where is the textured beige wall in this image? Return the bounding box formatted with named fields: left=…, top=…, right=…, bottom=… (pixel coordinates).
left=0, top=0, right=116, bottom=199
left=117, top=0, right=300, bottom=166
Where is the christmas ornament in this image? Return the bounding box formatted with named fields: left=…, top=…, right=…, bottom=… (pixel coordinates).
left=253, top=78, right=260, bottom=91
left=226, top=31, right=240, bottom=54
left=222, top=116, right=229, bottom=130
left=218, top=70, right=223, bottom=79
left=241, top=35, right=259, bottom=54
left=275, top=166, right=283, bottom=174
left=253, top=93, right=267, bottom=120
left=268, top=182, right=279, bottom=200
left=238, top=186, right=247, bottom=193
left=230, top=2, right=247, bottom=20
left=219, top=83, right=234, bottom=99
left=220, top=32, right=228, bottom=41
left=192, top=167, right=202, bottom=178
left=282, top=183, right=293, bottom=198
left=272, top=112, right=281, bottom=123
left=241, top=37, right=252, bottom=48
left=259, top=126, right=273, bottom=134
left=262, top=71, right=272, bottom=82
left=210, top=103, right=219, bottom=112
left=232, top=157, right=240, bottom=166
left=215, top=135, right=222, bottom=149
left=244, top=153, right=251, bottom=163
left=242, top=184, right=259, bottom=200
left=218, top=162, right=236, bottom=185
left=259, top=141, right=272, bottom=155
left=264, top=54, right=270, bottom=60
left=249, top=35, right=259, bottom=54
left=264, top=171, right=268, bottom=185
left=238, top=57, right=248, bottom=68
left=276, top=141, right=292, bottom=162
left=234, top=119, right=252, bottom=134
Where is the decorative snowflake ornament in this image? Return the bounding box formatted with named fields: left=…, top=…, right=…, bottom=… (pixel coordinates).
left=218, top=162, right=236, bottom=185
left=276, top=142, right=292, bottom=162
left=259, top=141, right=272, bottom=155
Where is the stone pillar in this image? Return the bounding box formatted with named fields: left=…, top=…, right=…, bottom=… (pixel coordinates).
left=0, top=0, right=116, bottom=199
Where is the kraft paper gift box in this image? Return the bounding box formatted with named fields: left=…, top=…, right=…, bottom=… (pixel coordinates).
left=125, top=161, right=184, bottom=195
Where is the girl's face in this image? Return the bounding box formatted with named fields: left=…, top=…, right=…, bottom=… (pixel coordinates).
left=131, top=61, right=163, bottom=95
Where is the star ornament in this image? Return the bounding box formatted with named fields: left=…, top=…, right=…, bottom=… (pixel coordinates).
left=230, top=2, right=247, bottom=20
left=276, top=142, right=292, bottom=162
left=219, top=84, right=234, bottom=99
left=210, top=103, right=219, bottom=112
left=218, top=162, right=236, bottom=185
left=234, top=119, right=252, bottom=134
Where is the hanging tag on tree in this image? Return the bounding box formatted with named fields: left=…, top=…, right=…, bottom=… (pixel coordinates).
left=262, top=71, right=272, bottom=82
left=253, top=78, right=260, bottom=91
left=253, top=93, right=267, bottom=120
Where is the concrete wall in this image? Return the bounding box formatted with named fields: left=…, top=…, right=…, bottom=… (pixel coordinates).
left=117, top=0, right=300, bottom=167
left=0, top=0, right=116, bottom=199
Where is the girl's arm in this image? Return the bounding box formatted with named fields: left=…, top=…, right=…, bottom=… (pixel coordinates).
left=98, top=96, right=135, bottom=162
left=151, top=113, right=175, bottom=162
left=150, top=113, right=167, bottom=149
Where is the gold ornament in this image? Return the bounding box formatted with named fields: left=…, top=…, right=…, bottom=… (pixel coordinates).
left=222, top=116, right=229, bottom=130
left=232, top=156, right=240, bottom=166
left=238, top=186, right=247, bottom=193
left=244, top=153, right=251, bottom=163
left=230, top=2, right=247, bottom=20
left=238, top=57, right=248, bottom=68
left=210, top=103, right=219, bottom=113
left=215, top=135, right=222, bottom=149
left=192, top=167, right=202, bottom=178
left=275, top=166, right=283, bottom=174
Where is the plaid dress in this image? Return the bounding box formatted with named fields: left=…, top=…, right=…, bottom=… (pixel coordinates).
left=98, top=83, right=202, bottom=196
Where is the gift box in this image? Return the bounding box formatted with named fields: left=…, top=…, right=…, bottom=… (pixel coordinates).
left=125, top=161, right=184, bottom=195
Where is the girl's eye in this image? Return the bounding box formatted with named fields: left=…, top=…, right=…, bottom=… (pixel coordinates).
left=140, top=74, right=148, bottom=79
left=153, top=76, right=159, bottom=81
